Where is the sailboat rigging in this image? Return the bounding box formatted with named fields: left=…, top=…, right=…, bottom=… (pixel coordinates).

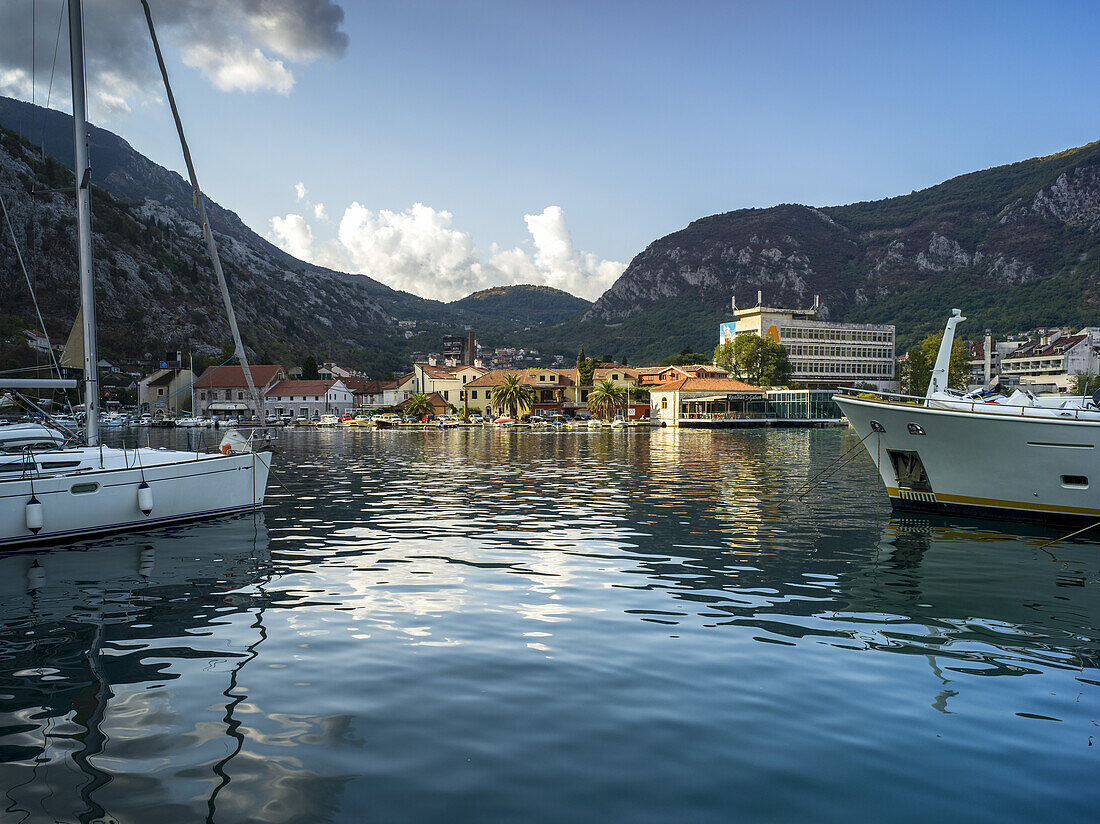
left=0, top=0, right=271, bottom=548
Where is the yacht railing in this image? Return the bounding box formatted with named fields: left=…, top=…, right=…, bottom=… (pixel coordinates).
left=833, top=386, right=1100, bottom=422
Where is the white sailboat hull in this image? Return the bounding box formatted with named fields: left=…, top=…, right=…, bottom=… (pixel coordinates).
left=835, top=394, right=1100, bottom=523
left=0, top=448, right=271, bottom=548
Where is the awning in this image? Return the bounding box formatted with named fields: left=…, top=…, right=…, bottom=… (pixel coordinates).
left=208, top=401, right=249, bottom=411
left=682, top=393, right=764, bottom=402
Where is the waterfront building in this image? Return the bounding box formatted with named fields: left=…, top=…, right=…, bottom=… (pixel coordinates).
left=998, top=328, right=1100, bottom=393
left=412, top=363, right=487, bottom=408
left=265, top=379, right=353, bottom=419
left=138, top=367, right=195, bottom=415
left=194, top=365, right=286, bottom=420
left=719, top=294, right=897, bottom=391
left=650, top=377, right=765, bottom=426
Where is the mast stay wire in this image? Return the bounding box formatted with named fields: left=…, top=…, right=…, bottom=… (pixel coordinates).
left=0, top=188, right=62, bottom=380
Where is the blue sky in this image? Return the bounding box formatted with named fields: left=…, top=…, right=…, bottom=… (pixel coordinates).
left=4, top=1, right=1099, bottom=300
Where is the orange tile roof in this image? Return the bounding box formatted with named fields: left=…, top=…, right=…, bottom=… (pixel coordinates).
left=194, top=365, right=284, bottom=389
left=465, top=368, right=562, bottom=388
left=268, top=379, right=338, bottom=396
left=649, top=377, right=763, bottom=393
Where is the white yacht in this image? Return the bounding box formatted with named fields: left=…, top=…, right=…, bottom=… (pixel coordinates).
left=0, top=0, right=270, bottom=548
left=834, top=310, right=1100, bottom=523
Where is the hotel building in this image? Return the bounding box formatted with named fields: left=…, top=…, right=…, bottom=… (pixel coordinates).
left=720, top=293, right=897, bottom=390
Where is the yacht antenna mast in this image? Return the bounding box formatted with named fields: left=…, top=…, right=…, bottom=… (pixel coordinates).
left=68, top=0, right=100, bottom=445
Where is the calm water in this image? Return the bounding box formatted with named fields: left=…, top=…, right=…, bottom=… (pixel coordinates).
left=1, top=427, right=1097, bottom=823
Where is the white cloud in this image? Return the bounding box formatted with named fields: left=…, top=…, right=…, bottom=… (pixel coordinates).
left=313, top=202, right=327, bottom=220
left=267, top=199, right=625, bottom=302
left=269, top=213, right=314, bottom=260
left=295, top=181, right=308, bottom=201
left=182, top=42, right=294, bottom=95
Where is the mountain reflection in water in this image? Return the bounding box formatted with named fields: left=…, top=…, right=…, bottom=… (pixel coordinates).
left=0, top=427, right=1097, bottom=824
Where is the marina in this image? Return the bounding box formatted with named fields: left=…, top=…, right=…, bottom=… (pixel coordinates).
left=0, top=427, right=1096, bottom=823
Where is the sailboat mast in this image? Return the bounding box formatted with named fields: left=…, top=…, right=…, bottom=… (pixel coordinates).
left=68, top=0, right=99, bottom=446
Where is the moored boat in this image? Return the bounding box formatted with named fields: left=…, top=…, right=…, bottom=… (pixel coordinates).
left=834, top=309, right=1100, bottom=524
left=0, top=0, right=270, bottom=548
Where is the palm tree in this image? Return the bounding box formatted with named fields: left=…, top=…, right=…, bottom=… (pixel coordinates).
left=404, top=393, right=433, bottom=418
left=587, top=378, right=627, bottom=420
left=490, top=374, right=534, bottom=419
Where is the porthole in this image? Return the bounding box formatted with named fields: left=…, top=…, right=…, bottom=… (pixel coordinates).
left=1061, top=475, right=1088, bottom=489
left=870, top=420, right=885, bottom=433
left=907, top=423, right=925, bottom=435
left=71, top=482, right=99, bottom=494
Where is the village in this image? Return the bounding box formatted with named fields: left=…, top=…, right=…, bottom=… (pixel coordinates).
left=18, top=293, right=1100, bottom=429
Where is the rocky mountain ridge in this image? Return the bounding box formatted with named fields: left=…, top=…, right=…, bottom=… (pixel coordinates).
left=581, top=140, right=1100, bottom=355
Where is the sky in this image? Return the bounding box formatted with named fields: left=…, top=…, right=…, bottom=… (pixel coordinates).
left=1, top=0, right=1099, bottom=302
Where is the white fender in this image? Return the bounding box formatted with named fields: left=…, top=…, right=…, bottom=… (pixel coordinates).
left=25, top=496, right=43, bottom=534
left=137, top=481, right=153, bottom=516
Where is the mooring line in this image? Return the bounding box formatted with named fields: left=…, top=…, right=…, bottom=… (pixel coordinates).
left=780, top=428, right=875, bottom=504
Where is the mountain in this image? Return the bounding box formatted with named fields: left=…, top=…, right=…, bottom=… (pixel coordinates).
left=450, top=285, right=590, bottom=326
left=573, top=141, right=1100, bottom=358
left=0, top=97, right=589, bottom=374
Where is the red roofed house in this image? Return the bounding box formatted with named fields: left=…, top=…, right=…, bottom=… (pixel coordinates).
left=193, top=364, right=286, bottom=420
left=649, top=376, right=764, bottom=427
left=265, top=379, right=353, bottom=420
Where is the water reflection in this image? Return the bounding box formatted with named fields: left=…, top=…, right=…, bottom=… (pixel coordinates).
left=1, top=428, right=1097, bottom=824
left=0, top=515, right=350, bottom=824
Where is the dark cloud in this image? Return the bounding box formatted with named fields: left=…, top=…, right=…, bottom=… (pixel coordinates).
left=0, top=0, right=348, bottom=119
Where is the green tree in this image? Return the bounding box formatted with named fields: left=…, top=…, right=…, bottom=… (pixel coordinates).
left=490, top=374, right=534, bottom=418
left=1070, top=374, right=1100, bottom=396
left=576, top=345, right=596, bottom=386
left=897, top=347, right=930, bottom=396
left=721, top=335, right=792, bottom=385
left=918, top=332, right=969, bottom=392
left=713, top=341, right=736, bottom=373
left=301, top=355, right=320, bottom=380
left=587, top=378, right=628, bottom=420
left=404, top=393, right=433, bottom=418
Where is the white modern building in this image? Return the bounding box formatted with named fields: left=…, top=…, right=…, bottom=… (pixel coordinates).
left=719, top=293, right=897, bottom=390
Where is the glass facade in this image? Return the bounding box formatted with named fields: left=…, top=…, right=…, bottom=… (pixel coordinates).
left=764, top=390, right=842, bottom=420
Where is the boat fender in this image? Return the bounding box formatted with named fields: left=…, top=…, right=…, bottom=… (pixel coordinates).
left=137, top=481, right=153, bottom=516
left=25, top=496, right=43, bottom=534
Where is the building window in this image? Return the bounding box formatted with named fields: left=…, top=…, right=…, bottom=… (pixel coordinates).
left=238, top=391, right=244, bottom=400
left=471, top=390, right=478, bottom=399
left=200, top=392, right=206, bottom=400
left=157, top=388, right=164, bottom=396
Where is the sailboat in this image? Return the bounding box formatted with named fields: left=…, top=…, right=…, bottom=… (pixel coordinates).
left=0, top=0, right=270, bottom=548
left=834, top=310, right=1100, bottom=524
